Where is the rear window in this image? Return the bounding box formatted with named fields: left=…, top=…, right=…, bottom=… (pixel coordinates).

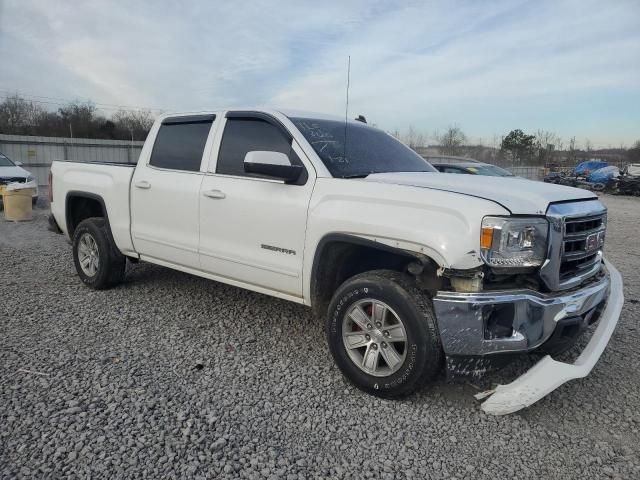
left=149, top=116, right=214, bottom=171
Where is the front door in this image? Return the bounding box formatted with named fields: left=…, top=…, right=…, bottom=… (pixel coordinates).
left=198, top=114, right=314, bottom=297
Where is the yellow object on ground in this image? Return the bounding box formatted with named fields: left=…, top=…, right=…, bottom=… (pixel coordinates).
left=2, top=187, right=35, bottom=221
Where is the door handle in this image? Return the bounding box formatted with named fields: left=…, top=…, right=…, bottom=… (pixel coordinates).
left=203, top=189, right=226, bottom=199
left=135, top=180, right=151, bottom=189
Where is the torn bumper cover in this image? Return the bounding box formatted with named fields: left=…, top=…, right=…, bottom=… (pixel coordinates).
left=433, top=259, right=624, bottom=414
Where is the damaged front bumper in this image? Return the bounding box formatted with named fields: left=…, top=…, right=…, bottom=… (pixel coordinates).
left=432, top=259, right=624, bottom=414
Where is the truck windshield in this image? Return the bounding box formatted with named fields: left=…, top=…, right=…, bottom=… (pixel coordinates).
left=290, top=117, right=435, bottom=178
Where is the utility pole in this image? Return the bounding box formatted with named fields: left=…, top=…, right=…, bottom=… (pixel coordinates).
left=67, top=123, right=74, bottom=160
left=130, top=128, right=135, bottom=163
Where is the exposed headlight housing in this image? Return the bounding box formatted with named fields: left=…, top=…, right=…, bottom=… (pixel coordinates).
left=480, top=217, right=548, bottom=268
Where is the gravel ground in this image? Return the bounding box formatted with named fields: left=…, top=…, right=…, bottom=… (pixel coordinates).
left=1, top=194, right=639, bottom=479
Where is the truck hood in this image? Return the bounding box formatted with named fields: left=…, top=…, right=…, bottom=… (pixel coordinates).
left=363, top=172, right=597, bottom=215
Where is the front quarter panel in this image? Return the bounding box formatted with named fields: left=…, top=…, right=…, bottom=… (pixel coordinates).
left=303, top=178, right=509, bottom=302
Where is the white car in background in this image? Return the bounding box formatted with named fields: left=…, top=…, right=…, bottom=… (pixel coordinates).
left=623, top=163, right=640, bottom=177
left=0, top=152, right=39, bottom=206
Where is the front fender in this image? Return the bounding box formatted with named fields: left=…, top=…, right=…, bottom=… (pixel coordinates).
left=303, top=179, right=509, bottom=303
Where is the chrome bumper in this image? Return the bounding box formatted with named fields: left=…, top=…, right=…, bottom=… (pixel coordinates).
left=478, top=259, right=624, bottom=414
left=433, top=265, right=611, bottom=356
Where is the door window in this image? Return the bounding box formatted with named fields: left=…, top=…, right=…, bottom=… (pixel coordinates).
left=149, top=116, right=214, bottom=172
left=216, top=117, right=305, bottom=182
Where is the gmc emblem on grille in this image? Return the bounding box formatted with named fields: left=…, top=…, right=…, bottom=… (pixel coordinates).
left=585, top=233, right=599, bottom=252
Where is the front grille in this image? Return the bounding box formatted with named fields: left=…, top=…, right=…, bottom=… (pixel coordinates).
left=0, top=176, right=27, bottom=185
left=565, top=216, right=604, bottom=235
left=559, top=213, right=606, bottom=281
left=540, top=200, right=607, bottom=291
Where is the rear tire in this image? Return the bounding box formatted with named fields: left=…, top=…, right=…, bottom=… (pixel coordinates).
left=72, top=217, right=125, bottom=289
left=326, top=270, right=443, bottom=398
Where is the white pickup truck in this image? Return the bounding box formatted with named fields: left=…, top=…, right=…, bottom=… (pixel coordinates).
left=48, top=109, right=624, bottom=414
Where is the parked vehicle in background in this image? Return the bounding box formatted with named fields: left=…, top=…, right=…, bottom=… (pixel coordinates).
left=431, top=161, right=515, bottom=177
left=574, top=160, right=608, bottom=177
left=48, top=109, right=624, bottom=414
left=543, top=171, right=566, bottom=184
left=603, top=165, right=640, bottom=196
left=0, top=152, right=39, bottom=206
left=622, top=163, right=640, bottom=177
left=588, top=166, right=620, bottom=184
left=613, top=176, right=640, bottom=195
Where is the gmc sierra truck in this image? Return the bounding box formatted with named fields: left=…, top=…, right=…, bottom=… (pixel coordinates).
left=48, top=109, right=624, bottom=414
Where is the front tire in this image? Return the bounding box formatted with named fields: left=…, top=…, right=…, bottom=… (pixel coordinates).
left=326, top=270, right=443, bottom=398
left=72, top=217, right=125, bottom=289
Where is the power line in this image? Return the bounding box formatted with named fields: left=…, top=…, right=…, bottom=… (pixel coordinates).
left=0, top=89, right=165, bottom=111
left=0, top=88, right=165, bottom=113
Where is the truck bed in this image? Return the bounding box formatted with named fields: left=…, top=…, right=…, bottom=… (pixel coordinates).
left=50, top=160, right=137, bottom=255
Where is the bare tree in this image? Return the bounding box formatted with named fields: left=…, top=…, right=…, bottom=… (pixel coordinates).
left=0, top=95, right=46, bottom=133
left=567, top=136, right=577, bottom=163
left=584, top=138, right=593, bottom=153
left=534, top=129, right=561, bottom=165
left=58, top=102, right=102, bottom=138
left=628, top=140, right=640, bottom=163
left=402, top=125, right=426, bottom=151
left=535, top=129, right=560, bottom=150
left=438, top=125, right=467, bottom=156
left=0, top=95, right=157, bottom=140
left=112, top=109, right=155, bottom=141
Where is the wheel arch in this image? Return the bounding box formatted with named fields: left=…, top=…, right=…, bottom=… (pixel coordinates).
left=309, top=233, right=442, bottom=317
left=65, top=191, right=110, bottom=238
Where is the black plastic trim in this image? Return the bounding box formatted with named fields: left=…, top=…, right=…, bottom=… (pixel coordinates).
left=52, top=160, right=135, bottom=167
left=310, top=233, right=421, bottom=308
left=48, top=214, right=63, bottom=234
left=225, top=111, right=293, bottom=142
left=244, top=162, right=304, bottom=183
left=162, top=114, right=216, bottom=125
left=65, top=191, right=109, bottom=237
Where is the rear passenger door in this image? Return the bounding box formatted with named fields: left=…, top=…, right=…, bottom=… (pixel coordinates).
left=198, top=112, right=315, bottom=298
left=131, top=114, right=216, bottom=269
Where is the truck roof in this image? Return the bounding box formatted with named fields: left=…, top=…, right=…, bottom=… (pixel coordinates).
left=158, top=108, right=364, bottom=125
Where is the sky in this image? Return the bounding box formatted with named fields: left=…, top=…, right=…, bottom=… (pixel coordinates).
left=1, top=0, right=639, bottom=147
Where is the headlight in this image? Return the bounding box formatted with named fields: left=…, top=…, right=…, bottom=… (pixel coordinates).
left=26, top=175, right=34, bottom=182
left=480, top=217, right=548, bottom=267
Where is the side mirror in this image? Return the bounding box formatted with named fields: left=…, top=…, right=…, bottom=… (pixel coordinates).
left=14, top=161, right=23, bottom=166
left=244, top=151, right=303, bottom=183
